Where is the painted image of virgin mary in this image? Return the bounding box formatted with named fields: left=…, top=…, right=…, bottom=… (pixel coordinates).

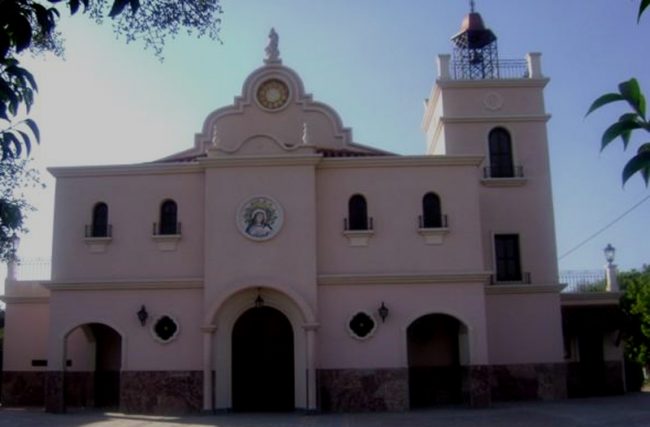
left=245, top=209, right=273, bottom=238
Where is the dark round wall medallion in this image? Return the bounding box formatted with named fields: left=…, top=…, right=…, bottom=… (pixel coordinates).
left=152, top=315, right=180, bottom=343
left=347, top=311, right=377, bottom=340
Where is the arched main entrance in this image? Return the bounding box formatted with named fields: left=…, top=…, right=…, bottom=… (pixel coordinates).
left=407, top=314, right=468, bottom=408
left=64, top=323, right=122, bottom=409
left=231, top=306, right=294, bottom=411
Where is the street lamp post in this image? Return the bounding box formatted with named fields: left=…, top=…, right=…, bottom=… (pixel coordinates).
left=604, top=243, right=619, bottom=292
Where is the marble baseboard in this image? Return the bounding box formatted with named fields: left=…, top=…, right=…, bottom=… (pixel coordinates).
left=64, top=372, right=95, bottom=407
left=120, top=371, right=202, bottom=414
left=318, top=368, right=409, bottom=412
left=566, top=361, right=624, bottom=397
left=491, top=363, right=567, bottom=402
left=467, top=365, right=492, bottom=408
left=1, top=371, right=46, bottom=406
left=45, top=371, right=65, bottom=413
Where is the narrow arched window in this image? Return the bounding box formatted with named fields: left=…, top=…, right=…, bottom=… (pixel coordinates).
left=348, top=195, right=369, bottom=230
left=159, top=200, right=178, bottom=235
left=488, top=128, right=514, bottom=178
left=91, top=202, right=109, bottom=237
left=421, top=192, right=442, bottom=228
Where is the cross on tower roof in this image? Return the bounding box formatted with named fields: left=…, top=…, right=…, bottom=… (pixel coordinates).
left=470, top=0, right=476, bottom=13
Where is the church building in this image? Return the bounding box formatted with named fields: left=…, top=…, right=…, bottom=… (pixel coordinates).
left=1, top=9, right=624, bottom=414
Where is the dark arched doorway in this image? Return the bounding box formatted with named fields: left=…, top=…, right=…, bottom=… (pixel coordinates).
left=64, top=323, right=122, bottom=409
left=232, top=306, right=294, bottom=411
left=407, top=314, right=468, bottom=408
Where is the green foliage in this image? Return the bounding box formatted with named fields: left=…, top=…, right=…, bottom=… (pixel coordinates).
left=0, top=0, right=223, bottom=160
left=619, top=265, right=650, bottom=367
left=587, top=79, right=650, bottom=186
left=587, top=3, right=650, bottom=187
left=0, top=157, right=43, bottom=262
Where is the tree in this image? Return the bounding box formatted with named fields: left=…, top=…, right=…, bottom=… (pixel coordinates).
left=619, top=265, right=650, bottom=379
left=0, top=157, right=42, bottom=261
left=0, top=0, right=222, bottom=261
left=586, top=2, right=650, bottom=186
left=1, top=0, right=223, bottom=159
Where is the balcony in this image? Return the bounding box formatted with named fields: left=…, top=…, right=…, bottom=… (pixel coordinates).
left=152, top=222, right=182, bottom=251
left=84, top=224, right=113, bottom=253
left=417, top=215, right=449, bottom=245
left=559, top=270, right=607, bottom=293
left=437, top=53, right=543, bottom=81
left=343, top=217, right=374, bottom=247
left=452, top=59, right=529, bottom=80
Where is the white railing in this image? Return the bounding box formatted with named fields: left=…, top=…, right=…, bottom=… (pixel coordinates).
left=559, top=270, right=607, bottom=293
left=4, top=258, right=52, bottom=281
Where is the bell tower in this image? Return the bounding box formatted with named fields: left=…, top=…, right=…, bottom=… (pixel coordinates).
left=450, top=0, right=499, bottom=80
left=422, top=4, right=559, bottom=286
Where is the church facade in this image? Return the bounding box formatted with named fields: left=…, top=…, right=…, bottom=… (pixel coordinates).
left=1, top=12, right=623, bottom=414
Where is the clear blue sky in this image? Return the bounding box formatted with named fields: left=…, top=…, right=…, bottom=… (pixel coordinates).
left=9, top=0, right=650, bottom=275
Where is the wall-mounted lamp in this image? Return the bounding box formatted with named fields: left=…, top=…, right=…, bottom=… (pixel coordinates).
left=378, top=302, right=389, bottom=323
left=137, top=305, right=149, bottom=326
left=604, top=243, right=616, bottom=266
left=254, top=288, right=265, bottom=308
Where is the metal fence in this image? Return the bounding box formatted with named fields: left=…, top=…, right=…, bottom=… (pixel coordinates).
left=559, top=270, right=606, bottom=293
left=12, top=258, right=52, bottom=281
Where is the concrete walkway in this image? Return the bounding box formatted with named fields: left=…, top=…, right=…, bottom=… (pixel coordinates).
left=1, top=393, right=649, bottom=427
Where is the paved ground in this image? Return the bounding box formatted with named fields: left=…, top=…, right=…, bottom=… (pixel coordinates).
left=1, top=393, right=649, bottom=427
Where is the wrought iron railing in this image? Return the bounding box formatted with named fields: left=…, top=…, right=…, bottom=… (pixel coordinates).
left=344, top=217, right=374, bottom=231
left=559, top=270, right=607, bottom=293
left=483, top=165, right=524, bottom=179
left=418, top=214, right=449, bottom=229
left=152, top=222, right=182, bottom=236
left=84, top=224, right=113, bottom=238
left=452, top=59, right=529, bottom=80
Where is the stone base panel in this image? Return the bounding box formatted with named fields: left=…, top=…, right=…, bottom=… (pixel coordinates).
left=2, top=363, right=622, bottom=414
left=1, top=371, right=46, bottom=406
left=120, top=371, right=202, bottom=414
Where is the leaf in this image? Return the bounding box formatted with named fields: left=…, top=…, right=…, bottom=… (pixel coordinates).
left=108, top=0, right=130, bottom=17
left=622, top=145, right=650, bottom=186
left=0, top=32, right=9, bottom=59
left=619, top=78, right=647, bottom=119
left=23, top=119, right=40, bottom=143
left=69, top=0, right=80, bottom=15
left=639, top=0, right=650, bottom=22
left=9, top=15, right=33, bottom=52
left=586, top=93, right=625, bottom=116
left=16, top=130, right=31, bottom=155
left=5, top=132, right=21, bottom=158
left=601, top=119, right=642, bottom=150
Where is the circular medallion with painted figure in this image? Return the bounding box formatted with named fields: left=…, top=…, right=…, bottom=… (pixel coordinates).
left=256, top=79, right=290, bottom=110
left=237, top=196, right=284, bottom=241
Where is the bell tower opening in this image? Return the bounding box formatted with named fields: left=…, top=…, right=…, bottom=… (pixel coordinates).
left=450, top=1, right=499, bottom=80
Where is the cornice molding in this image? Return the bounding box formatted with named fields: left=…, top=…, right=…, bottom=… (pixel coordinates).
left=318, top=156, right=483, bottom=169
left=43, top=278, right=204, bottom=291
left=49, top=162, right=202, bottom=178
left=199, top=154, right=322, bottom=168
left=0, top=296, right=49, bottom=304
left=484, top=284, right=565, bottom=295
left=560, top=292, right=622, bottom=306
left=437, top=78, right=550, bottom=89
left=440, top=114, right=551, bottom=124
left=318, top=272, right=491, bottom=286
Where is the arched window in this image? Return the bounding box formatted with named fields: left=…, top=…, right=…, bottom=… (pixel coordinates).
left=421, top=192, right=442, bottom=228
left=159, top=200, right=179, bottom=235
left=347, top=194, right=369, bottom=230
left=91, top=202, right=109, bottom=237
left=488, top=128, right=515, bottom=178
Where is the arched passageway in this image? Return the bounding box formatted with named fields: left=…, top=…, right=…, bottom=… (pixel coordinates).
left=407, top=314, right=468, bottom=408
left=64, top=323, right=122, bottom=409
left=231, top=306, right=294, bottom=411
